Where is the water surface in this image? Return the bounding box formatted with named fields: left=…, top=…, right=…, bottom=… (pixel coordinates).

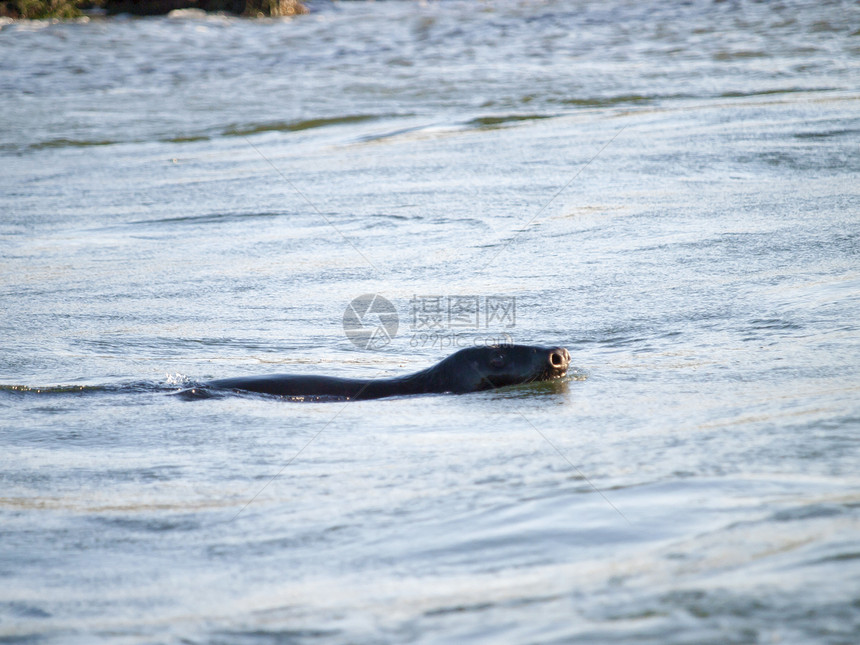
left=1, top=1, right=859, bottom=643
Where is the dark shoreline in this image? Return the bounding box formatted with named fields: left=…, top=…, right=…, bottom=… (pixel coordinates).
left=0, top=0, right=307, bottom=19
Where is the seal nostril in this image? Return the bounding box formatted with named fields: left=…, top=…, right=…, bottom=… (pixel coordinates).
left=549, top=349, right=568, bottom=368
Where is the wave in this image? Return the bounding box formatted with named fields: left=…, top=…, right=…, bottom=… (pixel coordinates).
left=0, top=380, right=181, bottom=397
left=221, top=114, right=397, bottom=138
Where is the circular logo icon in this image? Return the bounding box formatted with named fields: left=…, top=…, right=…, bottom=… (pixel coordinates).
left=343, top=294, right=399, bottom=350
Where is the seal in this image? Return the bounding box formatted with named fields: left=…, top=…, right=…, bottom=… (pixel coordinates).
left=204, top=344, right=570, bottom=400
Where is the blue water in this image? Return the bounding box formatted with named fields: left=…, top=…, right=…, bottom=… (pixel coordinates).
left=1, top=1, right=859, bottom=642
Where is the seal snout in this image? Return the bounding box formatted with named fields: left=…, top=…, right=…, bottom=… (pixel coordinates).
left=548, top=347, right=570, bottom=371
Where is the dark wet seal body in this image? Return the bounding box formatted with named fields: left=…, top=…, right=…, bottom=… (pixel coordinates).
left=204, top=344, right=570, bottom=400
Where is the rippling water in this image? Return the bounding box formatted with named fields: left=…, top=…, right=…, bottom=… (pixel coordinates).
left=1, top=1, right=859, bottom=643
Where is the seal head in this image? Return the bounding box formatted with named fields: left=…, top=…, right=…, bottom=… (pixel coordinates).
left=431, top=344, right=570, bottom=393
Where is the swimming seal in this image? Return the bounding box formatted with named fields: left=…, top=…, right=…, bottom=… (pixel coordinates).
left=204, top=344, right=570, bottom=400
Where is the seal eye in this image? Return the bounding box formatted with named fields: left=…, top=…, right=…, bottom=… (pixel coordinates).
left=489, top=352, right=506, bottom=369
